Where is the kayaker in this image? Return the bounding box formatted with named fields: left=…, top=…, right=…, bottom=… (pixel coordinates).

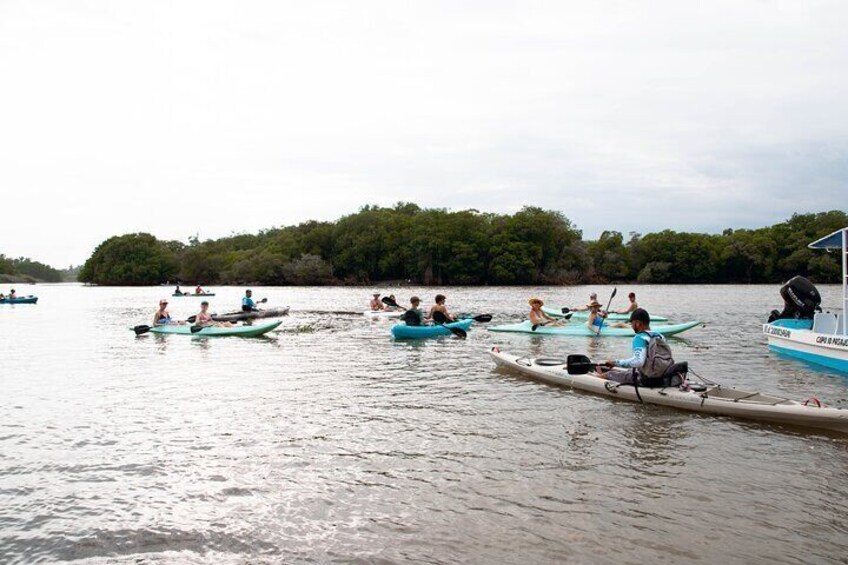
left=429, top=294, right=455, bottom=322
left=587, top=301, right=628, bottom=334
left=174, top=285, right=184, bottom=296
left=613, top=292, right=639, bottom=315
left=242, top=289, right=258, bottom=312
left=0, top=293, right=4, bottom=300
left=195, top=285, right=205, bottom=295
left=572, top=292, right=598, bottom=312
left=385, top=294, right=400, bottom=311
left=369, top=293, right=384, bottom=311
left=401, top=296, right=425, bottom=326
left=196, top=301, right=232, bottom=327
left=153, top=299, right=180, bottom=325
left=9, top=289, right=16, bottom=299
left=599, top=308, right=675, bottom=386
left=528, top=298, right=564, bottom=327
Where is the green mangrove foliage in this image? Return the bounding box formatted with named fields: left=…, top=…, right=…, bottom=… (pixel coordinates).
left=78, top=206, right=847, bottom=286
left=0, top=254, right=63, bottom=283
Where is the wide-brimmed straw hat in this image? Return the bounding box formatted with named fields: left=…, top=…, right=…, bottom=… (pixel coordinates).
left=587, top=300, right=602, bottom=309
left=528, top=297, right=544, bottom=306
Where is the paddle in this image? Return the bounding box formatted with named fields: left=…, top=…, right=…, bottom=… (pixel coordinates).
left=381, top=296, right=406, bottom=310
left=566, top=354, right=596, bottom=375
left=531, top=312, right=573, bottom=331
left=594, top=288, right=618, bottom=336
left=466, top=313, right=492, bottom=323
left=560, top=307, right=571, bottom=315
left=432, top=310, right=467, bottom=338
left=133, top=322, right=206, bottom=335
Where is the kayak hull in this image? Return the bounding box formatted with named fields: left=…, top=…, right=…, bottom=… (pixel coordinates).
left=0, top=296, right=38, bottom=304
left=489, top=320, right=701, bottom=337
left=490, top=349, right=848, bottom=434
left=542, top=306, right=668, bottom=322
left=172, top=293, right=216, bottom=297
left=149, top=320, right=281, bottom=337
left=364, top=310, right=403, bottom=319
left=212, top=307, right=290, bottom=322
left=391, top=319, right=473, bottom=339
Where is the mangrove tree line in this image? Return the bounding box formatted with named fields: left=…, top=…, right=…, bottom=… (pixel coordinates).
left=78, top=205, right=847, bottom=286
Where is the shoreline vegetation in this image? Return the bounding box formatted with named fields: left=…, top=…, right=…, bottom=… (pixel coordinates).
left=0, top=256, right=74, bottom=284
left=76, top=204, right=847, bottom=287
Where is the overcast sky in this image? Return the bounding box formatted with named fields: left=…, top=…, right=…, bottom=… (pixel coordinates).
left=1, top=1, right=846, bottom=267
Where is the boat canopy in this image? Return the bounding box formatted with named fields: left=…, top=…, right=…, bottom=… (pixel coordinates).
left=808, top=227, right=848, bottom=250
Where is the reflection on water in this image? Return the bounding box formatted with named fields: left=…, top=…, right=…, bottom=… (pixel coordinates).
left=0, top=283, right=847, bottom=564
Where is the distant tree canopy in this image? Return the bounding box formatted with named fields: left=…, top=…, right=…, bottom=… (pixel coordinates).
left=78, top=206, right=847, bottom=286
left=0, top=254, right=63, bottom=282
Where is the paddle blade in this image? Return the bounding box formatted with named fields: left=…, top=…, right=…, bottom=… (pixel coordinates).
left=133, top=325, right=151, bottom=335
left=432, top=310, right=448, bottom=324
left=567, top=354, right=594, bottom=375
left=186, top=315, right=197, bottom=323
left=562, top=313, right=573, bottom=320
left=531, top=324, right=539, bottom=331
left=448, top=326, right=467, bottom=339
left=260, top=298, right=268, bottom=303
left=561, top=307, right=571, bottom=314
left=472, top=314, right=492, bottom=323
left=190, top=325, right=205, bottom=334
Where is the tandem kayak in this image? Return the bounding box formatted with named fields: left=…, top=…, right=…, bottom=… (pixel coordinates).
left=364, top=310, right=403, bottom=319
left=489, top=348, right=848, bottom=434
left=172, top=293, right=216, bottom=297
left=211, top=307, right=290, bottom=322
left=391, top=319, right=473, bottom=339
left=488, top=320, right=701, bottom=337
left=0, top=295, right=38, bottom=304
left=542, top=306, right=668, bottom=322
left=148, top=320, right=282, bottom=337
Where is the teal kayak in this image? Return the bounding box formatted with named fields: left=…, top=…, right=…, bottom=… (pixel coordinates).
left=391, top=319, right=473, bottom=339
left=172, top=293, right=216, bottom=297
left=488, top=320, right=701, bottom=337
left=0, top=296, right=38, bottom=304
left=542, top=306, right=668, bottom=322
left=147, top=320, right=281, bottom=337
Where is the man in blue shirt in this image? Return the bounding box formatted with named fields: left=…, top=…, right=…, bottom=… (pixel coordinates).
left=242, top=289, right=257, bottom=312
left=600, top=308, right=670, bottom=385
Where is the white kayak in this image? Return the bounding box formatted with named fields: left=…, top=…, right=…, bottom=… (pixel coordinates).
left=488, top=320, right=701, bottom=337
left=489, top=348, right=848, bottom=434
left=364, top=310, right=403, bottom=319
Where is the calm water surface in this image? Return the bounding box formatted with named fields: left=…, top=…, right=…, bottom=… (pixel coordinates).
left=1, top=284, right=847, bottom=564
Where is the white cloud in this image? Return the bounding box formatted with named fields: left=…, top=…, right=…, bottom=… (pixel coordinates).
left=1, top=0, right=847, bottom=265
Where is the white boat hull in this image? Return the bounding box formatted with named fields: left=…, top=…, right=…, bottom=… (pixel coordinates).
left=489, top=348, right=848, bottom=434
left=763, top=323, right=848, bottom=373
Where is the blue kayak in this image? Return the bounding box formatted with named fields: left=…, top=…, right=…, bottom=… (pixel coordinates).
left=391, top=319, right=473, bottom=339
left=0, top=295, right=38, bottom=304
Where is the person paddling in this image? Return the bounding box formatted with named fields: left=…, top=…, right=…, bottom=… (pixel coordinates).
left=242, top=289, right=258, bottom=312
left=195, top=285, right=205, bottom=295
left=174, top=285, right=184, bottom=296
left=613, top=292, right=639, bottom=315
left=9, top=289, right=17, bottom=299
left=153, top=299, right=182, bottom=325
left=428, top=294, right=455, bottom=322
left=599, top=308, right=676, bottom=387
left=369, top=293, right=384, bottom=311
left=196, top=301, right=232, bottom=327
left=587, top=300, right=629, bottom=334
left=401, top=296, right=425, bottom=326
left=528, top=298, right=563, bottom=327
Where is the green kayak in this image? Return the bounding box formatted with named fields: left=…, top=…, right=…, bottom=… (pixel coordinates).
left=542, top=306, right=668, bottom=322
left=147, top=320, right=281, bottom=337
left=488, top=320, right=701, bottom=337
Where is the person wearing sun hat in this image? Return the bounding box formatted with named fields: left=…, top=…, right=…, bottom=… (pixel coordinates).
left=528, top=297, right=564, bottom=327
left=586, top=298, right=628, bottom=334
left=153, top=298, right=174, bottom=325
left=369, top=293, right=384, bottom=311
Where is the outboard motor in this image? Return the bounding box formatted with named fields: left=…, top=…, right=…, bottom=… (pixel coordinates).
left=768, top=275, right=822, bottom=322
